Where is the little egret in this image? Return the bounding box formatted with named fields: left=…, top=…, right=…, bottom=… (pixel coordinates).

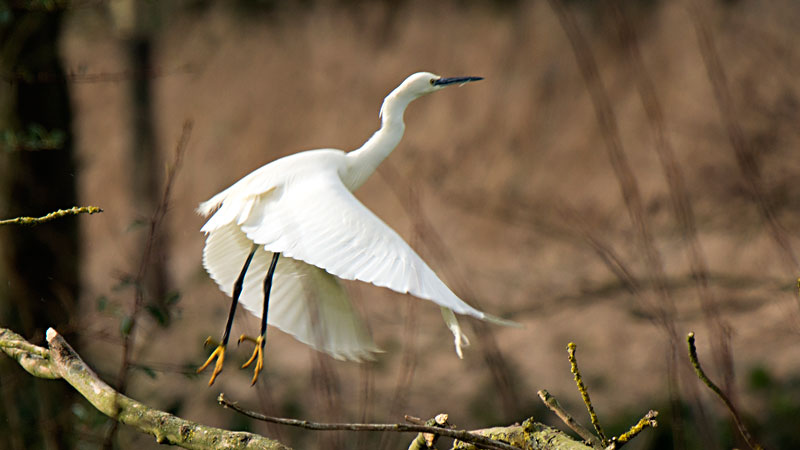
left=197, top=72, right=514, bottom=386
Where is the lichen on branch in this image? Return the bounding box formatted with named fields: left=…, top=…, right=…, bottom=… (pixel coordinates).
left=0, top=326, right=288, bottom=450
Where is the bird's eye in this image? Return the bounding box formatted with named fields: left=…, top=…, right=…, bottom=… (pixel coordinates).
left=430, top=78, right=436, bottom=85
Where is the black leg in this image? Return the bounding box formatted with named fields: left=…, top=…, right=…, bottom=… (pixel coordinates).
left=221, top=244, right=258, bottom=345
left=198, top=244, right=258, bottom=386
left=240, top=251, right=280, bottom=385
left=258, top=252, right=281, bottom=344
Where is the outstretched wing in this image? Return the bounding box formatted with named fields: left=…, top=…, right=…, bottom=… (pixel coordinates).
left=203, top=222, right=379, bottom=361
left=233, top=168, right=496, bottom=322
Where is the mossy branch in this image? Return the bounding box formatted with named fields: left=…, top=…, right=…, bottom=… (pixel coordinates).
left=0, top=328, right=59, bottom=379
left=451, top=419, right=595, bottom=450
left=0, top=206, right=103, bottom=226
left=538, top=390, right=601, bottom=448
left=405, top=414, right=451, bottom=449
left=608, top=410, right=658, bottom=448
left=567, top=342, right=608, bottom=446
left=0, top=326, right=289, bottom=450
left=539, top=342, right=657, bottom=450
left=1, top=325, right=659, bottom=450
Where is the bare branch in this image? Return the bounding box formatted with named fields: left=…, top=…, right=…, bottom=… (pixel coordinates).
left=113, top=119, right=193, bottom=396
left=219, top=394, right=519, bottom=450
left=609, top=0, right=735, bottom=397
left=685, top=0, right=799, bottom=274
left=547, top=0, right=679, bottom=333
left=380, top=161, right=520, bottom=416
left=538, top=390, right=602, bottom=449
left=687, top=333, right=764, bottom=450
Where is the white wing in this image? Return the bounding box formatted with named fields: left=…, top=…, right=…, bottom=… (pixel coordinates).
left=232, top=167, right=497, bottom=322
left=203, top=222, right=379, bottom=361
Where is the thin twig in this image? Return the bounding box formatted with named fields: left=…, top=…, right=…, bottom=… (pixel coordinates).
left=310, top=350, right=344, bottom=450
left=218, top=394, right=519, bottom=450
left=609, top=0, right=735, bottom=396
left=0, top=64, right=196, bottom=84
left=546, top=0, right=679, bottom=343
left=380, top=161, right=520, bottom=415
left=546, top=4, right=694, bottom=447
left=567, top=343, right=607, bottom=446
left=687, top=333, right=764, bottom=450
left=685, top=0, right=799, bottom=274
left=417, top=414, right=451, bottom=449
left=611, top=2, right=732, bottom=443
left=404, top=415, right=427, bottom=425
left=108, top=120, right=193, bottom=447
left=116, top=118, right=193, bottom=389
left=538, top=390, right=602, bottom=449
left=554, top=203, right=642, bottom=297
left=0, top=206, right=102, bottom=226
left=4, top=0, right=106, bottom=12
left=378, top=295, right=418, bottom=450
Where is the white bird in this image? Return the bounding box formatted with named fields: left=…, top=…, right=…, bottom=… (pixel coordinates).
left=197, top=72, right=514, bottom=386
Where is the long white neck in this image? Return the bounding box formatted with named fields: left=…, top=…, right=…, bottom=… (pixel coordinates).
left=343, top=89, right=415, bottom=191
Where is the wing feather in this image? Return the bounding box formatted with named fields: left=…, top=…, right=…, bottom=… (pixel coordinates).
left=234, top=169, right=492, bottom=320
left=203, top=222, right=379, bottom=361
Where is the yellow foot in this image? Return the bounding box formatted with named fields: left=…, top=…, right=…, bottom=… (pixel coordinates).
left=238, top=334, right=265, bottom=385
left=197, top=337, right=226, bottom=386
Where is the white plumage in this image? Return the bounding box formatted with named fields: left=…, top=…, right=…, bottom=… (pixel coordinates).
left=198, top=73, right=512, bottom=380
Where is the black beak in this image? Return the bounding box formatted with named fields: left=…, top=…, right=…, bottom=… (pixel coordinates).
left=433, top=76, right=483, bottom=86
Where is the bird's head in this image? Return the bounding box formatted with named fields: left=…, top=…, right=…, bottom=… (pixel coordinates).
left=398, top=72, right=483, bottom=99
left=379, top=72, right=482, bottom=120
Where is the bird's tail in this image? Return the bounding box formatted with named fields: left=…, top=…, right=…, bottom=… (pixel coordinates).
left=482, top=313, right=522, bottom=328
left=197, top=190, right=229, bottom=217
left=441, top=307, right=470, bottom=359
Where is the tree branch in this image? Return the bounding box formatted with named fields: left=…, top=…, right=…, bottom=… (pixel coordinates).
left=454, top=420, right=595, bottom=450
left=687, top=332, right=764, bottom=450
left=0, top=205, right=102, bottom=226
left=219, top=394, right=518, bottom=450
left=1, top=326, right=656, bottom=450
left=604, top=410, right=658, bottom=450
left=538, top=390, right=602, bottom=449
left=539, top=342, right=658, bottom=450
left=0, top=326, right=289, bottom=450
left=0, top=328, right=59, bottom=379
left=567, top=343, right=607, bottom=446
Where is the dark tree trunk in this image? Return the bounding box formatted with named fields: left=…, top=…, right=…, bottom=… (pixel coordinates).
left=0, top=7, right=79, bottom=450
left=120, top=0, right=173, bottom=332
left=128, top=33, right=172, bottom=326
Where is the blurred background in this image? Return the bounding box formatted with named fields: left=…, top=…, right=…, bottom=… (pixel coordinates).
left=1, top=0, right=799, bottom=449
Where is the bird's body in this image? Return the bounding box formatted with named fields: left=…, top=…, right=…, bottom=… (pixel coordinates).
left=198, top=72, right=512, bottom=385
